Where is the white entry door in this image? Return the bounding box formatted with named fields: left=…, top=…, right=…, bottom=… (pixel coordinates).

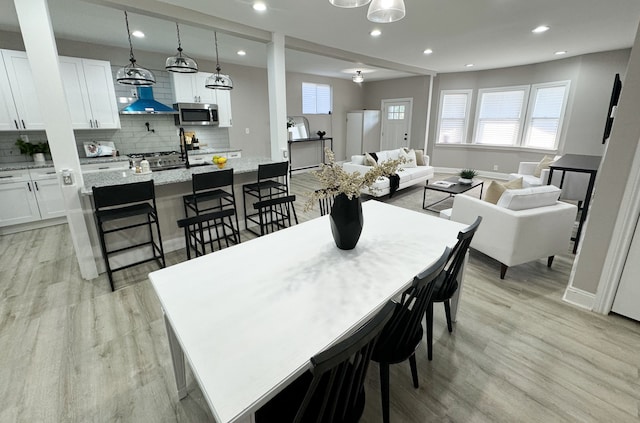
left=380, top=98, right=412, bottom=150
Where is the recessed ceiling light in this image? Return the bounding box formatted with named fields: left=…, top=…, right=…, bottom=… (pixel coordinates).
left=237, top=50, right=247, bottom=56
left=370, top=29, right=382, bottom=37
left=465, top=63, right=474, bottom=67
left=554, top=50, right=567, bottom=55
left=532, top=25, right=550, bottom=33
left=423, top=48, right=433, bottom=55
left=132, top=30, right=145, bottom=38
left=253, top=2, right=267, bottom=11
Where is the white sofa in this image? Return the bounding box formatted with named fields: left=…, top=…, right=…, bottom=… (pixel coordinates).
left=509, top=161, right=590, bottom=202
left=341, top=148, right=435, bottom=197
left=446, top=185, right=577, bottom=279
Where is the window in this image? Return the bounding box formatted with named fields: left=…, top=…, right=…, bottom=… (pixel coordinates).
left=523, top=81, right=570, bottom=149
left=436, top=90, right=472, bottom=144
left=474, top=86, right=528, bottom=145
left=387, top=105, right=406, bottom=120
left=302, top=82, right=332, bottom=114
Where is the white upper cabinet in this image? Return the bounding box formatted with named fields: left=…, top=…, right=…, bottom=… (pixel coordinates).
left=0, top=49, right=45, bottom=131
left=171, top=72, right=232, bottom=126
left=214, top=89, right=232, bottom=127
left=59, top=56, right=120, bottom=129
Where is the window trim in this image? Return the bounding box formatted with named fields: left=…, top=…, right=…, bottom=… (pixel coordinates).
left=472, top=85, right=530, bottom=147
left=435, top=89, right=473, bottom=145
left=522, top=80, right=571, bottom=150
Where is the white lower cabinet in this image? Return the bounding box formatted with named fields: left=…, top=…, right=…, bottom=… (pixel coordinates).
left=0, top=168, right=65, bottom=228
left=30, top=169, right=66, bottom=219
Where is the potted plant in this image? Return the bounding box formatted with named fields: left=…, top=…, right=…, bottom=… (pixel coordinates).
left=306, top=148, right=405, bottom=250
left=15, top=138, right=50, bottom=163
left=458, top=169, right=478, bottom=184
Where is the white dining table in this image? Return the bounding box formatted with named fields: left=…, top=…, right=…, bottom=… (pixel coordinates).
left=149, top=200, right=467, bottom=423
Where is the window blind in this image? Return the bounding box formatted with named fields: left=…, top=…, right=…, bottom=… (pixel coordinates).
left=437, top=92, right=469, bottom=144
left=524, top=85, right=567, bottom=149
left=475, top=90, right=525, bottom=145
left=302, top=82, right=332, bottom=114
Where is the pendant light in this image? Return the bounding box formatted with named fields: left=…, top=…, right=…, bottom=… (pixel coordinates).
left=329, top=0, right=371, bottom=7
left=352, top=70, right=364, bottom=83
left=205, top=32, right=233, bottom=90
left=367, top=0, right=406, bottom=23
left=116, top=11, right=155, bottom=86
left=165, top=23, right=198, bottom=73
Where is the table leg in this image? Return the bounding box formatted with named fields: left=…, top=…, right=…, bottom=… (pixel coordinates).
left=573, top=173, right=597, bottom=254
left=164, top=314, right=188, bottom=399
left=449, top=252, right=468, bottom=322
left=479, top=181, right=484, bottom=199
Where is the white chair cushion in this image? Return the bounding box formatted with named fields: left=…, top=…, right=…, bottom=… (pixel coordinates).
left=351, top=155, right=365, bottom=165
left=497, top=185, right=561, bottom=211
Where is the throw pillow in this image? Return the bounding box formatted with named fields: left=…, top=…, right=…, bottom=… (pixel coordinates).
left=484, top=177, right=523, bottom=204
left=399, top=148, right=417, bottom=168
left=497, top=185, right=561, bottom=210
left=364, top=152, right=377, bottom=166
left=415, top=149, right=426, bottom=166
left=533, top=155, right=556, bottom=178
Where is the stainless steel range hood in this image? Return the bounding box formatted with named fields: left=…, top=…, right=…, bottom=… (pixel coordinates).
left=120, top=87, right=177, bottom=114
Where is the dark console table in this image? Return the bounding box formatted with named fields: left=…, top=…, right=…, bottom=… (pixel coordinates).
left=287, top=137, right=333, bottom=177
left=547, top=154, right=602, bottom=253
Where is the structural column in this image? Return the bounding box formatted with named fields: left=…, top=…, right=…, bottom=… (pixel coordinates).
left=266, top=32, right=288, bottom=162
left=14, top=0, right=98, bottom=279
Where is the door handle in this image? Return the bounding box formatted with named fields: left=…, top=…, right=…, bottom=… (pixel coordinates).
left=14, top=120, right=19, bottom=130
left=34, top=181, right=39, bottom=191
left=21, top=120, right=26, bottom=129
left=27, top=182, right=32, bottom=192
left=95, top=120, right=99, bottom=128
left=90, top=120, right=94, bottom=128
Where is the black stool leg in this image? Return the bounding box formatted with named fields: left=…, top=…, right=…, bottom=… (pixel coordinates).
left=380, top=362, right=390, bottom=423
left=96, top=219, right=115, bottom=291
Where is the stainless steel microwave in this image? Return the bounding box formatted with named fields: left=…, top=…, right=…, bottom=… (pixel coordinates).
left=173, top=102, right=219, bottom=126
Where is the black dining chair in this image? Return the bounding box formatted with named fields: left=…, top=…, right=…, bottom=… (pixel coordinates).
left=255, top=301, right=396, bottom=423
left=242, top=161, right=289, bottom=236
left=182, top=168, right=241, bottom=244
left=371, top=247, right=450, bottom=423
left=176, top=209, right=238, bottom=260
left=253, top=194, right=298, bottom=235
left=92, top=180, right=166, bottom=291
left=426, top=216, right=482, bottom=361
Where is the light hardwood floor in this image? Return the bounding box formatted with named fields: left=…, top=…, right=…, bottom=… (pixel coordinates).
left=0, top=172, right=638, bottom=422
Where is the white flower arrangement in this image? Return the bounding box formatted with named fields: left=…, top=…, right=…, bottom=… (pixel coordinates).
left=305, top=148, right=406, bottom=211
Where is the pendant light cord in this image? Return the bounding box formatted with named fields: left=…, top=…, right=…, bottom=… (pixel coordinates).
left=124, top=11, right=136, bottom=65
left=214, top=31, right=222, bottom=73
left=176, top=23, right=183, bottom=53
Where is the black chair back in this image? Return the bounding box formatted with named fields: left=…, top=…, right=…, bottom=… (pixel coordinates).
left=317, top=190, right=335, bottom=216
left=177, top=209, right=238, bottom=259
left=192, top=168, right=233, bottom=192
left=436, top=216, right=482, bottom=300
left=375, top=247, right=450, bottom=355
left=93, top=180, right=155, bottom=209
left=257, top=301, right=395, bottom=423
left=258, top=161, right=289, bottom=180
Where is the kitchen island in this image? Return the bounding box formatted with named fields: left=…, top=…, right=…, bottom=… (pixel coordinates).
left=80, top=156, right=277, bottom=275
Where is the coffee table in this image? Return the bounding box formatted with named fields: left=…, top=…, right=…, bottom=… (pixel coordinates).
left=423, top=176, right=484, bottom=211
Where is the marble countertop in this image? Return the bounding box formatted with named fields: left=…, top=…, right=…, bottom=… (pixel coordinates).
left=81, top=156, right=274, bottom=194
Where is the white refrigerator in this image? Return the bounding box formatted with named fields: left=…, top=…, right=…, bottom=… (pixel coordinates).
left=346, top=110, right=381, bottom=158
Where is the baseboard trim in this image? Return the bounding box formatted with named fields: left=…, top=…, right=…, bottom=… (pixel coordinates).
left=0, top=217, right=67, bottom=235
left=562, top=286, right=595, bottom=310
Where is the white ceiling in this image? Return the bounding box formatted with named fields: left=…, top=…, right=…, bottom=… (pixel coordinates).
left=1, top=0, right=639, bottom=81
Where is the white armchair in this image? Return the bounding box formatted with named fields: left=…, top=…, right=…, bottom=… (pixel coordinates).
left=509, top=161, right=590, bottom=202
left=449, top=187, right=577, bottom=279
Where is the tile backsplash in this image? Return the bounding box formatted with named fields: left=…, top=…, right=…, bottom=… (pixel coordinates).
left=0, top=67, right=230, bottom=163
